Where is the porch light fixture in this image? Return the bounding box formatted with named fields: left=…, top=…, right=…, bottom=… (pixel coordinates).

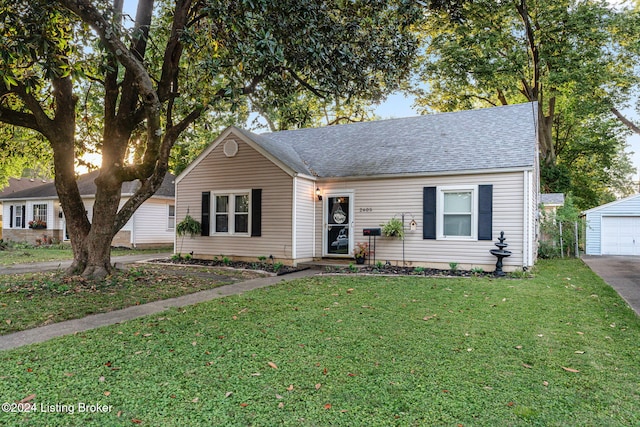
left=315, top=187, right=323, bottom=201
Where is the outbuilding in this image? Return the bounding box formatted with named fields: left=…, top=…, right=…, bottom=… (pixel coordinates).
left=175, top=102, right=540, bottom=272
left=584, top=194, right=640, bottom=256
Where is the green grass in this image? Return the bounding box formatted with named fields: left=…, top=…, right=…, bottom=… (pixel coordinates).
left=0, top=265, right=265, bottom=334
left=0, top=245, right=171, bottom=266
left=0, top=259, right=639, bottom=426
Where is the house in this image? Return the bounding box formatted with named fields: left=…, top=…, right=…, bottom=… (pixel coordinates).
left=540, top=193, right=565, bottom=216
left=0, top=177, right=53, bottom=238
left=175, top=102, right=540, bottom=272
left=0, top=171, right=176, bottom=248
left=584, top=193, right=640, bottom=256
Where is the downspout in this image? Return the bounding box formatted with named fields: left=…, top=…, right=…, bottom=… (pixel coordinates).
left=291, top=176, right=297, bottom=264
left=130, top=203, right=136, bottom=248
left=523, top=170, right=530, bottom=268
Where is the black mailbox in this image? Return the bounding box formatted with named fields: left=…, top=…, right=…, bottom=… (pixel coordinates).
left=363, top=228, right=381, bottom=236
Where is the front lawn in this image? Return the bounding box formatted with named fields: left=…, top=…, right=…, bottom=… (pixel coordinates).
left=0, top=259, right=638, bottom=426
left=0, top=265, right=266, bottom=334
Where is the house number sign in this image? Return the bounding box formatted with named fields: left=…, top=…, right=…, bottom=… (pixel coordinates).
left=359, top=208, right=373, bottom=213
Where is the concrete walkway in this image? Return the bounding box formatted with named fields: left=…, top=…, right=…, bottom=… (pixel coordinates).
left=0, top=252, right=173, bottom=275
left=0, top=261, right=318, bottom=351
left=582, top=255, right=640, bottom=317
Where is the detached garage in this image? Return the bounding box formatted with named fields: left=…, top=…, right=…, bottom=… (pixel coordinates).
left=584, top=194, right=640, bottom=256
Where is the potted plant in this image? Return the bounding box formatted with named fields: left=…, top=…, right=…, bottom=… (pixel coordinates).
left=354, top=242, right=369, bottom=264
left=28, top=219, right=47, bottom=229
left=176, top=213, right=201, bottom=256
left=381, top=217, right=404, bottom=239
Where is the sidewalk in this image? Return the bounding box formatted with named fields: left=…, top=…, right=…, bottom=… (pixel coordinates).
left=0, top=252, right=173, bottom=275
left=0, top=260, right=318, bottom=351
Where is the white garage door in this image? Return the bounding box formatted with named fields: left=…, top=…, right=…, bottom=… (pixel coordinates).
left=601, top=216, right=640, bottom=255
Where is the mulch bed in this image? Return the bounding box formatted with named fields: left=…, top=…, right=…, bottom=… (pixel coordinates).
left=148, top=257, right=304, bottom=275
left=150, top=257, right=501, bottom=277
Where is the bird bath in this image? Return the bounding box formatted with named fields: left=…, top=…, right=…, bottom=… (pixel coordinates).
left=490, top=231, right=512, bottom=277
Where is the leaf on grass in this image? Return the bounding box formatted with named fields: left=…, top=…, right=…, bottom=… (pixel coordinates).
left=515, top=345, right=523, bottom=350
left=522, top=363, right=533, bottom=369
left=192, top=341, right=197, bottom=346
left=251, top=372, right=261, bottom=376
left=131, top=419, right=143, bottom=424
left=240, top=403, right=248, bottom=407
left=575, top=351, right=585, bottom=354
left=104, top=391, right=111, bottom=396
left=543, top=381, right=549, bottom=387
left=324, top=403, right=332, bottom=410
left=562, top=366, right=579, bottom=373
left=19, top=394, right=36, bottom=403
left=192, top=397, right=199, bottom=403
left=143, top=333, right=152, bottom=337
left=268, top=362, right=278, bottom=370
left=347, top=288, right=354, bottom=294
left=275, top=394, right=283, bottom=399
left=99, top=376, right=105, bottom=382
left=5, top=319, right=11, bottom=325
left=315, top=383, right=322, bottom=390
left=278, top=402, right=285, bottom=408
left=507, top=402, right=514, bottom=407
left=225, top=392, right=233, bottom=398
left=287, top=385, right=294, bottom=391
left=422, top=314, right=436, bottom=321
left=577, top=331, right=584, bottom=335
left=64, top=372, right=73, bottom=377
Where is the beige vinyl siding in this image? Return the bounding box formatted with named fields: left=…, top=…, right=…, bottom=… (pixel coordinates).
left=293, top=177, right=316, bottom=261
left=315, top=171, right=527, bottom=271
left=177, top=136, right=294, bottom=261
left=131, top=199, right=175, bottom=246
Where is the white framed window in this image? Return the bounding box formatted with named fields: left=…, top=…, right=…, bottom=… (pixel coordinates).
left=214, top=191, right=250, bottom=235
left=33, top=203, right=47, bottom=222
left=437, top=186, right=477, bottom=240
left=13, top=205, right=24, bottom=228
left=167, top=205, right=175, bottom=230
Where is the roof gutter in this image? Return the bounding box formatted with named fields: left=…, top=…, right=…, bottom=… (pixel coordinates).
left=315, top=166, right=535, bottom=183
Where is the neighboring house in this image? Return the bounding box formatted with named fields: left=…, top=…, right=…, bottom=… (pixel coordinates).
left=540, top=193, right=565, bottom=216
left=0, top=171, right=176, bottom=248
left=176, top=102, right=540, bottom=272
left=584, top=193, right=640, bottom=256
left=0, top=177, right=53, bottom=238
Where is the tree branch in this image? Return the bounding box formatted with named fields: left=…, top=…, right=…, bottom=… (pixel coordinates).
left=60, top=0, right=162, bottom=177
left=0, top=107, right=40, bottom=131
left=284, top=68, right=331, bottom=99
left=612, top=107, right=640, bottom=135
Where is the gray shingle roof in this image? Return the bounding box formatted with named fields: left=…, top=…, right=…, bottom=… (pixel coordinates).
left=0, top=171, right=175, bottom=200
left=540, top=193, right=565, bottom=205
left=241, top=102, right=538, bottom=178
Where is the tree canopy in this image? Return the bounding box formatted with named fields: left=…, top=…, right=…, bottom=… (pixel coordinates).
left=412, top=0, right=640, bottom=208
left=0, top=0, right=424, bottom=277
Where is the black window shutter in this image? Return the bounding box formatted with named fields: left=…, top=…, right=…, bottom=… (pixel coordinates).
left=478, top=185, right=493, bottom=240
left=22, top=205, right=26, bottom=228
left=9, top=205, right=13, bottom=228
left=423, top=187, right=436, bottom=239
left=251, top=188, right=262, bottom=237
left=201, top=192, right=210, bottom=236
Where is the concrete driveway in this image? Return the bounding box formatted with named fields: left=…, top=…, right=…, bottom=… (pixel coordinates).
left=582, top=255, right=640, bottom=317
